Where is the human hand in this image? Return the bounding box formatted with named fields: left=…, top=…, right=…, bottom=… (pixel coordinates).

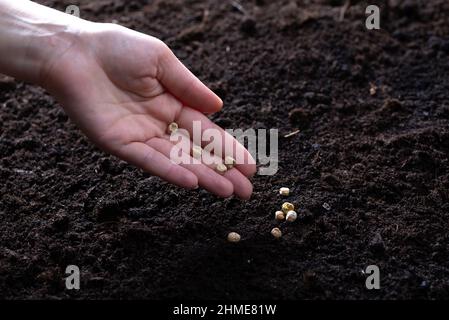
left=41, top=22, right=256, bottom=199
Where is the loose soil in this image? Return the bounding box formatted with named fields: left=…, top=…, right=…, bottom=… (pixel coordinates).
left=1, top=0, right=449, bottom=299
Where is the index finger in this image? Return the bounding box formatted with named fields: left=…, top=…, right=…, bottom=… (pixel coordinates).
left=156, top=43, right=223, bottom=114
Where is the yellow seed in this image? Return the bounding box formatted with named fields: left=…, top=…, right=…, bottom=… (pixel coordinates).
left=224, top=156, right=236, bottom=169
left=282, top=202, right=294, bottom=213
left=168, top=122, right=178, bottom=134
left=279, top=187, right=290, bottom=196
left=192, top=145, right=202, bottom=159
left=271, top=227, right=282, bottom=238
left=275, top=210, right=285, bottom=221
left=216, top=163, right=227, bottom=174
left=227, top=232, right=241, bottom=243
left=286, top=210, right=297, bottom=222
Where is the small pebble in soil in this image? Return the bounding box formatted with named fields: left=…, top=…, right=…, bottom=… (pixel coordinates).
left=168, top=122, right=178, bottom=134
left=216, top=163, right=228, bottom=174
left=322, top=202, right=331, bottom=211
left=282, top=202, right=294, bottom=213
left=286, top=210, right=297, bottom=222
left=224, top=156, right=236, bottom=169
left=227, top=232, right=241, bottom=243
left=275, top=210, right=285, bottom=221
left=420, top=280, right=429, bottom=289
left=279, top=187, right=290, bottom=196
left=271, top=227, right=282, bottom=238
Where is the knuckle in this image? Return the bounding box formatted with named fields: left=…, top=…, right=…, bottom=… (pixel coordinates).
left=153, top=39, right=171, bottom=58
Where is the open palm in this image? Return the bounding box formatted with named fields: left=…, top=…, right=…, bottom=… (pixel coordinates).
left=43, top=23, right=255, bottom=199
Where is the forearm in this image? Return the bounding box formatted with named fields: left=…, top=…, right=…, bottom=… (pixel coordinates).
left=0, top=0, right=85, bottom=85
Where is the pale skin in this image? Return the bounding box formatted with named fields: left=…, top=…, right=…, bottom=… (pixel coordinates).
left=0, top=0, right=256, bottom=199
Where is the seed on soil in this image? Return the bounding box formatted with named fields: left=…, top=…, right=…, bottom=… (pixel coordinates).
left=168, top=122, right=178, bottom=134
left=282, top=202, right=294, bottom=213
left=192, top=145, right=202, bottom=159
left=224, top=156, right=236, bottom=169
left=322, top=202, right=331, bottom=211
left=227, top=232, right=241, bottom=243
left=279, top=187, right=290, bottom=196
left=275, top=210, right=285, bottom=221
left=271, top=227, right=282, bottom=238
left=369, top=83, right=377, bottom=96
left=216, top=163, right=228, bottom=174
left=286, top=210, right=297, bottom=222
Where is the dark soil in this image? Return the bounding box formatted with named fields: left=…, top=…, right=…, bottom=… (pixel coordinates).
left=1, top=0, right=449, bottom=299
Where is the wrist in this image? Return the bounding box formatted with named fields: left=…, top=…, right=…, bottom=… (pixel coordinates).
left=37, top=19, right=91, bottom=89
left=0, top=0, right=89, bottom=86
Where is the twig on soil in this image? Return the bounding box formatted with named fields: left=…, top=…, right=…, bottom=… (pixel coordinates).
left=339, top=0, right=351, bottom=22
left=230, top=0, right=246, bottom=15
left=168, top=8, right=210, bottom=43
left=284, top=129, right=300, bottom=138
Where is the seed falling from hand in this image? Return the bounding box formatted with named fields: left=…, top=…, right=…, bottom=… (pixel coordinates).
left=168, top=122, right=178, bottom=134
left=227, top=232, right=241, bottom=243
left=271, top=227, right=282, bottom=238
left=282, top=202, right=294, bottom=213
left=369, top=83, right=377, bottom=96
left=275, top=210, right=285, bottom=221
left=279, top=187, right=290, bottom=196
left=216, top=163, right=228, bottom=174
left=224, top=156, right=236, bottom=169
left=286, top=210, right=297, bottom=222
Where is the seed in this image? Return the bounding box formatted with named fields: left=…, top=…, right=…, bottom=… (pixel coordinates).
left=279, top=187, right=290, bottom=196
left=224, top=156, right=236, bottom=169
left=322, top=202, right=331, bottom=211
left=281, top=202, right=294, bottom=213
left=227, top=232, right=241, bottom=243
left=216, top=163, right=228, bottom=174
left=192, top=145, right=202, bottom=159
left=369, top=83, right=377, bottom=96
left=286, top=210, right=297, bottom=222
left=168, top=122, right=178, bottom=134
left=271, top=227, right=282, bottom=238
left=275, top=210, right=285, bottom=221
